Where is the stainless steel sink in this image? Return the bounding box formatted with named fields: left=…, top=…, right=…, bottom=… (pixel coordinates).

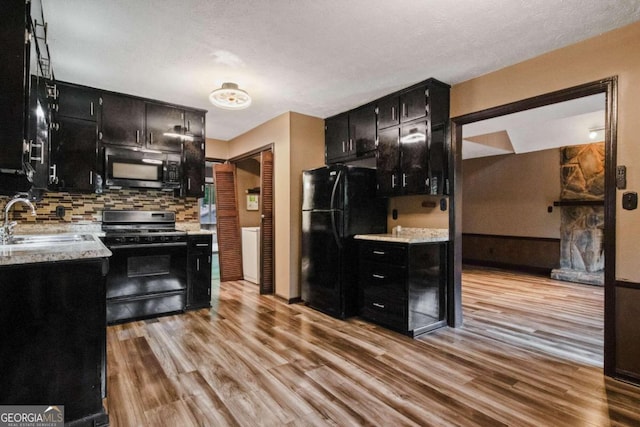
left=5, top=234, right=95, bottom=248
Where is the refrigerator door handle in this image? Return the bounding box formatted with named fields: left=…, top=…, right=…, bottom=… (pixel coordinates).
left=330, top=169, right=343, bottom=249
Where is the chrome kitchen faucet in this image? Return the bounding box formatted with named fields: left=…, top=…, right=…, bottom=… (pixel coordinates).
left=1, top=196, right=37, bottom=244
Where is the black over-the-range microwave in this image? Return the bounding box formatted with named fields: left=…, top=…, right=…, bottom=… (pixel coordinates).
left=104, top=146, right=181, bottom=190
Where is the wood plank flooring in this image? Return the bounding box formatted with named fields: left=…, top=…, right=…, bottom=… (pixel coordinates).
left=105, top=269, right=640, bottom=426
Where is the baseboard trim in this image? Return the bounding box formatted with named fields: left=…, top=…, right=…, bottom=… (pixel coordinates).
left=463, top=259, right=551, bottom=276
left=616, top=280, right=640, bottom=289
left=274, top=294, right=303, bottom=304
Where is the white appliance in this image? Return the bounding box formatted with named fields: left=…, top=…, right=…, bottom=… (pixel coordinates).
left=241, top=227, right=260, bottom=284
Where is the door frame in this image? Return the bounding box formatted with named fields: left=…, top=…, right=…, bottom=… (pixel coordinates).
left=448, top=77, right=618, bottom=376
left=229, top=144, right=275, bottom=294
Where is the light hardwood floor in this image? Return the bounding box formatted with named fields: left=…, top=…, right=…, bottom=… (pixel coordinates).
left=105, top=268, right=640, bottom=426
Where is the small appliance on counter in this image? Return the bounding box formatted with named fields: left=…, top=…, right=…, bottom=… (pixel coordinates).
left=301, top=165, right=387, bottom=318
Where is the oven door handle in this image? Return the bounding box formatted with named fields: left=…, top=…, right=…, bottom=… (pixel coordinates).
left=107, top=242, right=187, bottom=250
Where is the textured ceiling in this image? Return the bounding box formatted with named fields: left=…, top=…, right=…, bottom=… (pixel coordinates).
left=42, top=0, right=640, bottom=141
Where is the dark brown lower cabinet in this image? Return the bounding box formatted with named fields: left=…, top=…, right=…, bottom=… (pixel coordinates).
left=187, top=234, right=212, bottom=310
left=0, top=258, right=109, bottom=426
left=358, top=240, right=447, bottom=337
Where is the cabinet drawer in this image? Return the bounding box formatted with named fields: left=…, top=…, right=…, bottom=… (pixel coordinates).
left=360, top=243, right=406, bottom=265
left=361, top=289, right=406, bottom=329
left=188, top=235, right=212, bottom=254
left=360, top=261, right=406, bottom=291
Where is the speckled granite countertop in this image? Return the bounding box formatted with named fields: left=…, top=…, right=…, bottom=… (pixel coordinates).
left=0, top=233, right=112, bottom=266
left=355, top=227, right=449, bottom=244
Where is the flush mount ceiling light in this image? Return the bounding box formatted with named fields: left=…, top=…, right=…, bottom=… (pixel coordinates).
left=588, top=126, right=605, bottom=140
left=209, top=82, right=252, bottom=110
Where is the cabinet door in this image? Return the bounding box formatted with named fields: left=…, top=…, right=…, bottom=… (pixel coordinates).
left=400, top=86, right=427, bottom=123
left=99, top=93, right=144, bottom=147
left=0, top=0, right=29, bottom=171
left=400, top=122, right=428, bottom=194
left=52, top=116, right=97, bottom=192
left=376, top=127, right=400, bottom=197
left=146, top=102, right=184, bottom=152
left=349, top=105, right=377, bottom=155
left=188, top=238, right=212, bottom=309
left=189, top=254, right=211, bottom=307
left=377, top=94, right=400, bottom=129
left=428, top=126, right=447, bottom=195
left=185, top=110, right=205, bottom=139
left=325, top=113, right=350, bottom=163
left=183, top=139, right=205, bottom=197
left=57, top=83, right=99, bottom=121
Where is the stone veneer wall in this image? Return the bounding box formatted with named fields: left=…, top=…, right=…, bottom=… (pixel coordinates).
left=0, top=189, right=199, bottom=224
left=551, top=143, right=605, bottom=285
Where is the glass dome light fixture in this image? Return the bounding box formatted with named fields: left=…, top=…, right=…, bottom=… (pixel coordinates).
left=209, top=82, right=252, bottom=110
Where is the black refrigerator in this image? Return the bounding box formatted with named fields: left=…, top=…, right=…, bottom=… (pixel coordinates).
left=301, top=165, right=387, bottom=318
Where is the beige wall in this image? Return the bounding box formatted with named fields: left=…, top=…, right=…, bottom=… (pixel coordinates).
left=388, top=195, right=449, bottom=230
left=205, top=138, right=229, bottom=159
left=462, top=149, right=561, bottom=238
left=451, top=21, right=640, bottom=283
left=289, top=112, right=326, bottom=298
left=227, top=112, right=325, bottom=299
left=236, top=165, right=261, bottom=228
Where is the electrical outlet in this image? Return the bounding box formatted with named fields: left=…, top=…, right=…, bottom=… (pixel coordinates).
left=55, top=205, right=65, bottom=218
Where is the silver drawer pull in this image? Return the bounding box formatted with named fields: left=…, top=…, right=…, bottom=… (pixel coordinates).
left=196, top=243, right=209, bottom=247
left=372, top=274, right=385, bottom=279
left=373, top=303, right=385, bottom=309
left=372, top=250, right=386, bottom=255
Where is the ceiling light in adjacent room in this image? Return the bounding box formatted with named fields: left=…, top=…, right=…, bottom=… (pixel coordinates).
left=209, top=82, right=252, bottom=110
left=589, top=126, right=604, bottom=140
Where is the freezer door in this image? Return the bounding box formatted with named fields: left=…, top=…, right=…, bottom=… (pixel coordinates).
left=302, top=166, right=344, bottom=211
left=301, top=210, right=344, bottom=317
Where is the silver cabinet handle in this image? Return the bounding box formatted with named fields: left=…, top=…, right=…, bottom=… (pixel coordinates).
left=403, top=173, right=407, bottom=187
left=99, top=131, right=103, bottom=140
left=90, top=101, right=94, bottom=116
left=372, top=250, right=386, bottom=255
left=391, top=106, right=396, bottom=121
left=342, top=140, right=346, bottom=153
left=373, top=303, right=385, bottom=309
left=372, top=274, right=385, bottom=279
left=49, top=164, right=58, bottom=184
left=402, top=103, right=407, bottom=117
left=391, top=175, right=396, bottom=188
left=136, top=130, right=140, bottom=143
left=188, top=178, right=191, bottom=190
left=89, top=172, right=93, bottom=185
left=196, top=258, right=200, bottom=271
left=196, top=243, right=209, bottom=247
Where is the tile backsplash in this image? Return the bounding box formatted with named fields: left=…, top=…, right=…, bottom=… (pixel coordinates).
left=0, top=189, right=199, bottom=223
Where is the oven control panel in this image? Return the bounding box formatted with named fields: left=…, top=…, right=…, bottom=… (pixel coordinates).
left=102, top=233, right=187, bottom=246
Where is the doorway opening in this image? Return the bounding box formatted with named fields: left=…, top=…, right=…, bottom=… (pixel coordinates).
left=449, top=78, right=617, bottom=375
left=214, top=146, right=275, bottom=294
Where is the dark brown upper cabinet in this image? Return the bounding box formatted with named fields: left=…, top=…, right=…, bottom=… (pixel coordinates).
left=99, top=93, right=145, bottom=147
left=325, top=104, right=377, bottom=164
left=378, top=85, right=428, bottom=129
left=185, top=110, right=205, bottom=139
left=146, top=102, right=184, bottom=152
left=325, top=112, right=350, bottom=163
left=56, top=82, right=100, bottom=122
left=350, top=104, right=377, bottom=156
left=375, top=78, right=450, bottom=197
left=182, top=139, right=205, bottom=198
left=376, top=127, right=401, bottom=196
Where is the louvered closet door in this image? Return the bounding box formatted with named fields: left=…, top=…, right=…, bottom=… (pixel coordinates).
left=260, top=150, right=274, bottom=294
left=213, top=163, right=243, bottom=281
